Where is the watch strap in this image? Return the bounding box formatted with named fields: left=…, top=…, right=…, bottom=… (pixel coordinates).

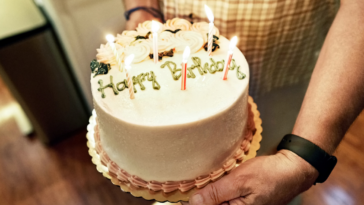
left=277, top=134, right=337, bottom=183
left=124, top=7, right=164, bottom=22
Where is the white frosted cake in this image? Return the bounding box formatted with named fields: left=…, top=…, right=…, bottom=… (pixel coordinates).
left=90, top=18, right=255, bottom=193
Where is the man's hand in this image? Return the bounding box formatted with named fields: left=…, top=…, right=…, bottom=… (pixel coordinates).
left=125, top=10, right=162, bottom=30
left=182, top=150, right=318, bottom=205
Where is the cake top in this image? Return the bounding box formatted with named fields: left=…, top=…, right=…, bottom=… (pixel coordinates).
left=90, top=18, right=249, bottom=126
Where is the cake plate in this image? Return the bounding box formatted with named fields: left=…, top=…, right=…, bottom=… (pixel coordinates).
left=86, top=96, right=262, bottom=203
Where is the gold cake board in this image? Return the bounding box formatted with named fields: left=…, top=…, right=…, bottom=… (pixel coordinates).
left=86, top=96, right=262, bottom=203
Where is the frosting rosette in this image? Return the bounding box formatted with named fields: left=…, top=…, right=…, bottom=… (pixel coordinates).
left=164, top=18, right=192, bottom=31
left=174, top=31, right=204, bottom=54
left=137, top=20, right=164, bottom=35
left=125, top=40, right=151, bottom=63
left=191, top=22, right=220, bottom=43
left=96, top=43, right=124, bottom=66
left=149, top=31, right=176, bottom=52
left=115, top=34, right=135, bottom=47
left=121, top=30, right=139, bottom=37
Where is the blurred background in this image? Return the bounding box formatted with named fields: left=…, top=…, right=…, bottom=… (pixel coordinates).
left=0, top=0, right=363, bottom=204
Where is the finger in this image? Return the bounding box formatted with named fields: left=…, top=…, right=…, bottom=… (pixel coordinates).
left=189, top=170, right=249, bottom=205
left=228, top=197, right=246, bottom=205
left=220, top=202, right=229, bottom=205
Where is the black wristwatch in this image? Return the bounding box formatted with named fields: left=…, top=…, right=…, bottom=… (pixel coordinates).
left=277, top=134, right=337, bottom=184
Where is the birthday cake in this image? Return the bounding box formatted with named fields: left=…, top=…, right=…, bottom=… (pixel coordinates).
left=90, top=18, right=255, bottom=193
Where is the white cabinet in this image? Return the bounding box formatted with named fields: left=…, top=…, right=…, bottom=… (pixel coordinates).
left=37, top=0, right=126, bottom=110
left=0, top=0, right=46, bottom=39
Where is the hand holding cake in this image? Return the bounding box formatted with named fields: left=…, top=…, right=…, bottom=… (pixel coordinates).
left=183, top=150, right=318, bottom=205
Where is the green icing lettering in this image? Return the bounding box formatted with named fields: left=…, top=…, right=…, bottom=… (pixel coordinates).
left=236, top=65, right=246, bottom=80
left=96, top=72, right=163, bottom=98
left=230, top=59, right=238, bottom=70
left=146, top=71, right=161, bottom=90
left=209, top=58, right=218, bottom=74
left=184, top=57, right=229, bottom=76
left=216, top=59, right=225, bottom=72
left=96, top=57, right=246, bottom=99
left=132, top=74, right=146, bottom=93
left=160, top=61, right=181, bottom=80
left=97, top=75, right=119, bottom=98
left=191, top=57, right=208, bottom=75
left=187, top=66, right=196, bottom=78
left=131, top=71, right=162, bottom=92
left=116, top=79, right=128, bottom=91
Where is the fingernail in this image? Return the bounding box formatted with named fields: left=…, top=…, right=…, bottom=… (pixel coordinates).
left=190, top=194, right=203, bottom=205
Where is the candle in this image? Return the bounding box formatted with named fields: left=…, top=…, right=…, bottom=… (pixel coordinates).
left=222, top=36, right=238, bottom=80
left=124, top=54, right=135, bottom=99
left=106, top=34, right=123, bottom=72
left=151, top=20, right=160, bottom=64
left=204, top=5, right=214, bottom=56
left=181, top=46, right=190, bottom=90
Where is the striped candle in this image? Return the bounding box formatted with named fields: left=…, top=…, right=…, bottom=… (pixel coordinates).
left=124, top=54, right=135, bottom=99
left=181, top=46, right=190, bottom=90
left=204, top=5, right=214, bottom=56
left=222, top=36, right=238, bottom=80
left=106, top=34, right=123, bottom=72
left=152, top=21, right=160, bottom=64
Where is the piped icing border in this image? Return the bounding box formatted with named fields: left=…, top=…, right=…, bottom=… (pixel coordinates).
left=93, top=103, right=256, bottom=193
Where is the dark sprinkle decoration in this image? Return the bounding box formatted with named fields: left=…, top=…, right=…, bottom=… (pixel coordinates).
left=206, top=34, right=219, bottom=41
left=164, top=29, right=181, bottom=34
left=204, top=35, right=220, bottom=52
left=149, top=49, right=175, bottom=60
left=204, top=41, right=220, bottom=52
left=163, top=49, right=174, bottom=57
left=90, top=59, right=99, bottom=72
left=91, top=59, right=111, bottom=78
left=145, top=31, right=151, bottom=38
left=135, top=31, right=152, bottom=40
left=135, top=35, right=148, bottom=40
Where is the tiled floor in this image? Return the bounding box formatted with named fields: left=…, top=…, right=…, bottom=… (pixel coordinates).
left=0, top=75, right=363, bottom=205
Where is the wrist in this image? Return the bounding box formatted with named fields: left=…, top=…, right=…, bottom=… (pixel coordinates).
left=277, top=149, right=319, bottom=187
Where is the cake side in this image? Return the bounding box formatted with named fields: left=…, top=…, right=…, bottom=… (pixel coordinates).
left=93, top=102, right=256, bottom=193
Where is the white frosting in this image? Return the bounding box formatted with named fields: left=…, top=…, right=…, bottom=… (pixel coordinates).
left=136, top=20, right=164, bottom=35
left=115, top=34, right=135, bottom=47
left=96, top=43, right=124, bottom=65
left=155, top=31, right=176, bottom=52
left=121, top=30, right=140, bottom=37
left=91, top=36, right=250, bottom=182
left=164, top=18, right=192, bottom=31
left=124, top=40, right=151, bottom=63
left=191, top=22, right=220, bottom=43
left=174, top=31, right=205, bottom=54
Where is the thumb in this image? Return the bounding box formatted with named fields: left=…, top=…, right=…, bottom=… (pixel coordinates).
left=189, top=172, right=248, bottom=205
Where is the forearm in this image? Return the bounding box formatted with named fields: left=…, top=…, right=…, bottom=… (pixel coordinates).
left=123, top=0, right=160, bottom=10
left=122, top=0, right=162, bottom=29
left=293, top=1, right=364, bottom=154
